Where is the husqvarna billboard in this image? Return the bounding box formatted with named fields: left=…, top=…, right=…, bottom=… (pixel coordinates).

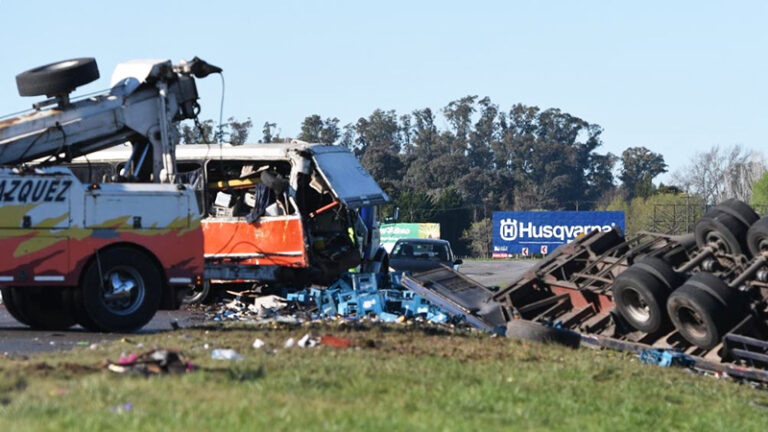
left=492, top=211, right=625, bottom=257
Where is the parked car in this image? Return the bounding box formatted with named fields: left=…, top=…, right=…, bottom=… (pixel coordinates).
left=389, top=239, right=462, bottom=273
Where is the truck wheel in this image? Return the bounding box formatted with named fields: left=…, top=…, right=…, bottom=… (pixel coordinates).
left=0, top=286, right=32, bottom=326
left=505, top=320, right=581, bottom=348
left=11, top=287, right=76, bottom=330
left=694, top=211, right=749, bottom=256
left=182, top=280, right=210, bottom=304
left=633, top=256, right=682, bottom=291
left=66, top=287, right=103, bottom=332
left=80, top=247, right=162, bottom=332
left=612, top=266, right=671, bottom=333
left=16, top=58, right=99, bottom=97
left=712, top=199, right=759, bottom=228
left=667, top=272, right=742, bottom=350
left=747, top=217, right=768, bottom=257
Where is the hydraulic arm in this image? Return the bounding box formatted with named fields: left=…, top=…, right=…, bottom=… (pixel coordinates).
left=0, top=56, right=221, bottom=182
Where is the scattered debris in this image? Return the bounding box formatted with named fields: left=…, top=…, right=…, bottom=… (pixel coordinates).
left=252, top=338, right=266, bottom=349
left=206, top=273, right=456, bottom=327
left=639, top=349, right=695, bottom=368
left=297, top=333, right=320, bottom=348
left=320, top=335, right=353, bottom=349
left=104, top=349, right=194, bottom=375
left=284, top=338, right=295, bottom=349
left=211, top=349, right=244, bottom=362
left=252, top=295, right=288, bottom=313
left=110, top=403, right=133, bottom=414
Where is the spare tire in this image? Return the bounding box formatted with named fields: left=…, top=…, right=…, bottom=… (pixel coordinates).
left=16, top=58, right=99, bottom=97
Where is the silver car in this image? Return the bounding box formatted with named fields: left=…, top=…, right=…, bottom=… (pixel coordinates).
left=389, top=238, right=462, bottom=274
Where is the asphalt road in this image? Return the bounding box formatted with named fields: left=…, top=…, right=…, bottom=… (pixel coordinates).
left=0, top=310, right=200, bottom=357
left=0, top=259, right=535, bottom=356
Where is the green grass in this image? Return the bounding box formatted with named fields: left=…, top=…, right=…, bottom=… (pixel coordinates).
left=1, top=323, right=768, bottom=431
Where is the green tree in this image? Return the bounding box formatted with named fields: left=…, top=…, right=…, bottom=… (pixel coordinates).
left=355, top=110, right=404, bottom=185
left=751, top=172, right=768, bottom=208
left=298, top=115, right=340, bottom=144
left=261, top=121, right=277, bottom=143
left=462, top=219, right=493, bottom=257
left=620, top=147, right=667, bottom=200
left=179, top=119, right=215, bottom=144
left=226, top=117, right=252, bottom=145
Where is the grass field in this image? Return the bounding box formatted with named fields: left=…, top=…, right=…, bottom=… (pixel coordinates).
left=1, top=323, right=768, bottom=431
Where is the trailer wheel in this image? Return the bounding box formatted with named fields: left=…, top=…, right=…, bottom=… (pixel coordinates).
left=16, top=58, right=99, bottom=97
left=0, top=286, right=32, bottom=326
left=10, top=287, right=76, bottom=330
left=747, top=217, right=768, bottom=257
left=505, top=320, right=581, bottom=348
left=694, top=211, right=749, bottom=256
left=667, top=272, right=742, bottom=350
left=80, top=247, right=162, bottom=332
left=712, top=199, right=759, bottom=228
left=612, top=267, right=671, bottom=333
left=633, top=256, right=682, bottom=291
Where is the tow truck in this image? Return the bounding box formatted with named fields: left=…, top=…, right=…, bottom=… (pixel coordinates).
left=0, top=56, right=220, bottom=332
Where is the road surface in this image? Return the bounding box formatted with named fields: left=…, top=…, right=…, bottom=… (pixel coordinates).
left=0, top=259, right=535, bottom=356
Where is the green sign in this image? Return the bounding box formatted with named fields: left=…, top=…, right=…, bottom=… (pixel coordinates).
left=380, top=223, right=440, bottom=251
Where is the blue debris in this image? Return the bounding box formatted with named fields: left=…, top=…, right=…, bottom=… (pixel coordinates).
left=286, top=272, right=451, bottom=324
left=639, top=349, right=695, bottom=368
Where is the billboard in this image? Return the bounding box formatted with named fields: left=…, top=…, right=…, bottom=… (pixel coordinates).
left=492, top=211, right=625, bottom=258
left=380, top=223, right=440, bottom=252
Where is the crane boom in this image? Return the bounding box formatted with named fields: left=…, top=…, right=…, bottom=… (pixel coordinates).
left=0, top=57, right=221, bottom=182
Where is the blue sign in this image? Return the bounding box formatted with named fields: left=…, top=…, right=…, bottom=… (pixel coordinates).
left=492, top=211, right=625, bottom=257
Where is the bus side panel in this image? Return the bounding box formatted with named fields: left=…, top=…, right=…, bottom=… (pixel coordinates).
left=202, top=216, right=308, bottom=267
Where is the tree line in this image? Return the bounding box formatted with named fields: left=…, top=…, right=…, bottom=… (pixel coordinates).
left=181, top=96, right=766, bottom=257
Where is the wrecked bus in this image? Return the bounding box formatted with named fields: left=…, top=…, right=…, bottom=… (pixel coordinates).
left=68, top=141, right=390, bottom=299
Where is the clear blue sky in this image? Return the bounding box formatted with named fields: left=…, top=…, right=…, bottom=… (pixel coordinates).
left=1, top=1, right=766, bottom=181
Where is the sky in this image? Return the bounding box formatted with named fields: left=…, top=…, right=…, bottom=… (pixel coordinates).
left=0, top=0, right=766, bottom=182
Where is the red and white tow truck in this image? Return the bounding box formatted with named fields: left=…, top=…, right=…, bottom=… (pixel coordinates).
left=0, top=56, right=220, bottom=332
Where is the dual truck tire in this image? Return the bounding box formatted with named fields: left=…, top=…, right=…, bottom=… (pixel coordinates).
left=610, top=199, right=759, bottom=350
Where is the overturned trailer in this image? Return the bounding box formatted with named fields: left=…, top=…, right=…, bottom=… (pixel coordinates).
left=403, top=199, right=768, bottom=383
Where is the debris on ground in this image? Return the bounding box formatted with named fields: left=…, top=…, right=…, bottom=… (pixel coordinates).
left=205, top=272, right=455, bottom=327
left=110, top=403, right=133, bottom=414
left=211, top=349, right=244, bottom=361
left=104, top=349, right=194, bottom=375
left=639, top=349, right=695, bottom=368
left=320, top=335, right=353, bottom=348
left=297, top=333, right=320, bottom=348
left=252, top=338, right=266, bottom=349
